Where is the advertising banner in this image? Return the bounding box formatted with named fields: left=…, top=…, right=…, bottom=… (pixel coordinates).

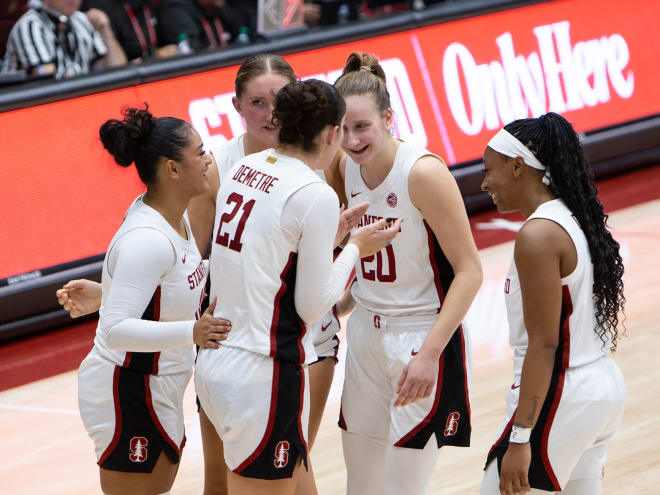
left=2, top=0, right=658, bottom=279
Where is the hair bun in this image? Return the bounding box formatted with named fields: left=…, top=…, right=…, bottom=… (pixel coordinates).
left=273, top=79, right=345, bottom=152
left=340, top=52, right=386, bottom=82
left=100, top=105, right=154, bottom=167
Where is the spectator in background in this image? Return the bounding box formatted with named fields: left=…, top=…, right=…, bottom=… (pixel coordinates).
left=157, top=0, right=251, bottom=52
left=81, top=0, right=179, bottom=63
left=2, top=0, right=126, bottom=79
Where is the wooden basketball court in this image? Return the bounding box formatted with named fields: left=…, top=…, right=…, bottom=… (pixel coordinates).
left=1, top=198, right=658, bottom=494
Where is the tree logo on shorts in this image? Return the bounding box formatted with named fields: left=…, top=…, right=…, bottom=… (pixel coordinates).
left=444, top=412, right=461, bottom=437
left=386, top=193, right=398, bottom=208
left=129, top=436, right=148, bottom=462
left=274, top=440, right=290, bottom=468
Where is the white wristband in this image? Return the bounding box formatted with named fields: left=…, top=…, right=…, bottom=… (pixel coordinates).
left=509, top=424, right=532, bottom=444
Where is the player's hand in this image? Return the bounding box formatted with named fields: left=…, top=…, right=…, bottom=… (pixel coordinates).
left=334, top=201, right=369, bottom=248
left=395, top=351, right=438, bottom=407
left=56, top=279, right=102, bottom=318
left=348, top=218, right=401, bottom=258
left=193, top=298, right=231, bottom=349
left=499, top=443, right=532, bottom=494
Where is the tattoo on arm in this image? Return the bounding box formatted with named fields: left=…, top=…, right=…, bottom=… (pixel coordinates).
left=526, top=394, right=541, bottom=426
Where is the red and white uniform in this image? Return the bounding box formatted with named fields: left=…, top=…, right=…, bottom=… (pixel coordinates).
left=196, top=149, right=358, bottom=479
left=483, top=199, right=625, bottom=492
left=78, top=196, right=206, bottom=473
left=340, top=141, right=472, bottom=449
left=211, top=135, right=341, bottom=360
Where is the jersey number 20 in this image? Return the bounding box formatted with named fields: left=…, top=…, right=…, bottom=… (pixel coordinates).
left=215, top=192, right=255, bottom=252
left=361, top=244, right=396, bottom=282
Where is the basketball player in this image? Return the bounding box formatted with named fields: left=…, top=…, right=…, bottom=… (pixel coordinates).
left=479, top=114, right=626, bottom=494
left=195, top=79, right=401, bottom=495
left=187, top=54, right=363, bottom=495
left=76, top=106, right=232, bottom=495
left=332, top=53, right=483, bottom=495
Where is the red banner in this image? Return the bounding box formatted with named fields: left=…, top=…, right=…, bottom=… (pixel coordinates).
left=2, top=0, right=659, bottom=279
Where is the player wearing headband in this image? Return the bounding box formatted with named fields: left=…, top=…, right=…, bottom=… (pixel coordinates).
left=480, top=113, right=626, bottom=495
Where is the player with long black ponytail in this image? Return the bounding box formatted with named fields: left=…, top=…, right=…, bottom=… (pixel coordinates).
left=504, top=113, right=624, bottom=350
left=481, top=112, right=626, bottom=495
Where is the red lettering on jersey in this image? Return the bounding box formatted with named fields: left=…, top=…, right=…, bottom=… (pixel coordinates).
left=373, top=315, right=381, bottom=329
left=188, top=260, right=207, bottom=289
left=244, top=167, right=258, bottom=186
left=357, top=214, right=384, bottom=228
left=361, top=244, right=397, bottom=283
left=231, top=165, right=278, bottom=194
left=504, top=278, right=510, bottom=294
left=129, top=436, right=148, bottom=462
left=232, top=165, right=246, bottom=181
left=444, top=412, right=460, bottom=437
left=274, top=440, right=290, bottom=468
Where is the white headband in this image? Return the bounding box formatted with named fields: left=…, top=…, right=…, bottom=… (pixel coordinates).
left=487, top=129, right=551, bottom=186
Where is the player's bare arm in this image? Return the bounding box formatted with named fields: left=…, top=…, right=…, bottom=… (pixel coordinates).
left=395, top=155, right=482, bottom=407
left=56, top=279, right=102, bottom=318
left=499, top=220, right=567, bottom=495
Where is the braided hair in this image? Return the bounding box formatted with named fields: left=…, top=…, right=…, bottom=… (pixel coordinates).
left=505, top=112, right=624, bottom=351
left=271, top=79, right=345, bottom=153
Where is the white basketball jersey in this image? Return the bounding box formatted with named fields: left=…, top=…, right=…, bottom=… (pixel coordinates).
left=94, top=196, right=205, bottom=375
left=208, top=149, right=325, bottom=364
left=345, top=141, right=450, bottom=316
left=505, top=199, right=606, bottom=376
left=210, top=134, right=245, bottom=183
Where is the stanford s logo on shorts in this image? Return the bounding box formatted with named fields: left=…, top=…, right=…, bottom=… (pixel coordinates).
left=129, top=436, right=148, bottom=462
left=444, top=412, right=461, bottom=437
left=274, top=440, right=290, bottom=468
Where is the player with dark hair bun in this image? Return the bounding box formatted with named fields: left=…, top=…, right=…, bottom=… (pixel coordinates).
left=480, top=113, right=626, bottom=495
left=77, top=106, right=231, bottom=495
left=333, top=52, right=482, bottom=495
left=195, top=78, right=400, bottom=495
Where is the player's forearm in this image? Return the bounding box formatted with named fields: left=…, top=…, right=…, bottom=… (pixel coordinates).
left=335, top=286, right=355, bottom=317
left=419, top=266, right=482, bottom=359
left=514, top=344, right=556, bottom=429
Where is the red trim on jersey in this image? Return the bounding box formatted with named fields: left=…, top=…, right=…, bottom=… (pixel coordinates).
left=338, top=405, right=347, bottom=430
left=423, top=220, right=446, bottom=303
left=296, top=364, right=309, bottom=456
left=234, top=360, right=280, bottom=473
left=97, top=366, right=122, bottom=466
left=297, top=317, right=307, bottom=365
left=540, top=286, right=573, bottom=491
left=332, top=305, right=341, bottom=329
left=269, top=253, right=295, bottom=359
left=458, top=326, right=472, bottom=417
left=144, top=374, right=180, bottom=454
left=122, top=352, right=132, bottom=367
left=486, top=413, right=516, bottom=461
left=394, top=353, right=446, bottom=446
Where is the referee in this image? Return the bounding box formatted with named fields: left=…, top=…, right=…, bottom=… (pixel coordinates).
left=2, top=0, right=126, bottom=79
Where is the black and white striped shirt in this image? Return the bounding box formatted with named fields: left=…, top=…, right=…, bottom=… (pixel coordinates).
left=2, top=7, right=108, bottom=79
